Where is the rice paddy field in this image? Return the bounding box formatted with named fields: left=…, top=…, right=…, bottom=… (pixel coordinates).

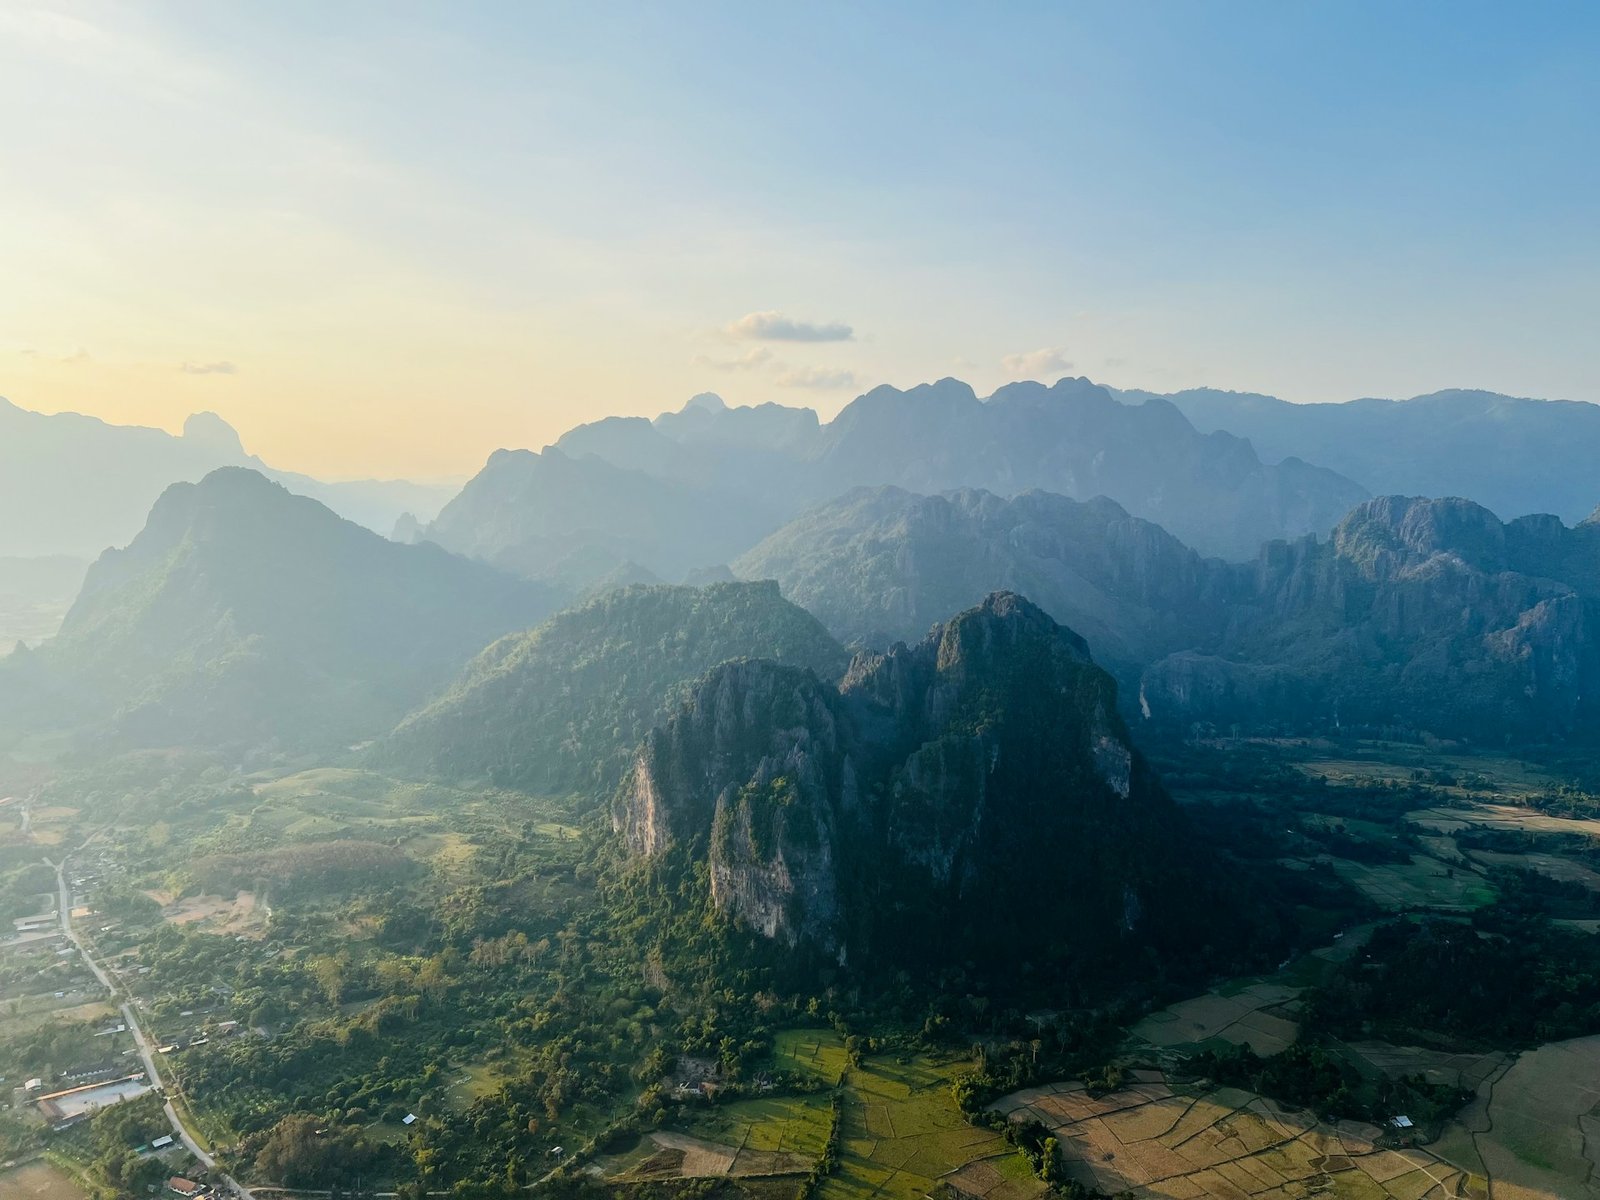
left=1425, top=1036, right=1600, bottom=1199
left=995, top=1073, right=1483, bottom=1199
left=1328, top=853, right=1497, bottom=911
left=1132, top=981, right=1302, bottom=1057
left=821, top=1055, right=1012, bottom=1200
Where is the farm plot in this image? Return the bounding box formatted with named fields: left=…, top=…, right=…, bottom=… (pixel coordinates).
left=677, top=1092, right=836, bottom=1175
left=1132, top=981, right=1302, bottom=1056
left=774, top=1028, right=850, bottom=1082
left=1463, top=849, right=1600, bottom=891
left=994, top=1074, right=1483, bottom=1199
left=1408, top=803, right=1600, bottom=840
left=1430, top=1035, right=1600, bottom=1198
left=1328, top=853, right=1495, bottom=911
left=631, top=1129, right=813, bottom=1180
left=820, top=1055, right=1011, bottom=1200
left=1345, top=1042, right=1508, bottom=1092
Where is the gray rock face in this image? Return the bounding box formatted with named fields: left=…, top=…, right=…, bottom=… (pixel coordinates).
left=613, top=592, right=1192, bottom=964
left=614, top=659, right=856, bottom=951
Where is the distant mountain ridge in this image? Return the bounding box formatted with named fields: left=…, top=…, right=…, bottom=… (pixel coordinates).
left=424, top=376, right=1369, bottom=587
left=1132, top=385, right=1600, bottom=524
left=419, top=445, right=784, bottom=591
left=0, top=467, right=554, bottom=750
left=0, top=396, right=455, bottom=559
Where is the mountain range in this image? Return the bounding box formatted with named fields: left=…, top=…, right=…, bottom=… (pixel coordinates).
left=731, top=486, right=1600, bottom=742
left=0, top=468, right=553, bottom=750
left=425, top=377, right=1369, bottom=587
left=0, top=397, right=455, bottom=560
left=1132, top=386, right=1600, bottom=525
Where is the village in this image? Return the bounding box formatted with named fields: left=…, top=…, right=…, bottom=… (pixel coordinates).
left=2, top=841, right=253, bottom=1199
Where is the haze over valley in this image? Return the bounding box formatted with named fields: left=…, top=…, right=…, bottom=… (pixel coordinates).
left=5, top=7, right=1600, bottom=1200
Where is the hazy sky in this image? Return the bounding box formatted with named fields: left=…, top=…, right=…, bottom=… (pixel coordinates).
left=3, top=2, right=1597, bottom=480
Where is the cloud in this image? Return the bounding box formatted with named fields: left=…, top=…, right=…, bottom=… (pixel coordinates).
left=725, top=311, right=853, bottom=342
left=18, top=347, right=90, bottom=365
left=181, top=360, right=238, bottom=375
left=691, top=347, right=773, bottom=371
left=1000, top=348, right=1073, bottom=380
left=776, top=366, right=856, bottom=390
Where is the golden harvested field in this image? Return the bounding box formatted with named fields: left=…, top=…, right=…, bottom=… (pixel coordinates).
left=1408, top=803, right=1600, bottom=840
left=1430, top=1036, right=1600, bottom=1198
left=995, top=1074, right=1484, bottom=1199
left=1132, top=982, right=1301, bottom=1056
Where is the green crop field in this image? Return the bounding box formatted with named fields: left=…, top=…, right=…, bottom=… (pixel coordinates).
left=821, top=1055, right=1010, bottom=1200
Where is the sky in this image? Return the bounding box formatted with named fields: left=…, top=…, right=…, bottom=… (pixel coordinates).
left=2, top=1, right=1597, bottom=481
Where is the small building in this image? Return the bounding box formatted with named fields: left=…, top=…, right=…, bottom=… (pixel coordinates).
left=402, top=1113, right=418, bottom=1126
left=1389, top=1114, right=1414, bottom=1129
left=167, top=1178, right=204, bottom=1197
left=25, top=1077, right=43, bottom=1092
left=151, top=1135, right=175, bottom=1150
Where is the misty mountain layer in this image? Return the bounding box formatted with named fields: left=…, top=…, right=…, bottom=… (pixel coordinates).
left=0, top=468, right=553, bottom=750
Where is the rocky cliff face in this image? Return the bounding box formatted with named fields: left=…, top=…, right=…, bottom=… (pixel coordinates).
left=613, top=592, right=1196, bottom=967
left=614, top=659, right=857, bottom=951
left=1140, top=495, right=1600, bottom=738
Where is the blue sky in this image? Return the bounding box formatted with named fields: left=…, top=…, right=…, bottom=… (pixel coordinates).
left=1, top=1, right=1596, bottom=477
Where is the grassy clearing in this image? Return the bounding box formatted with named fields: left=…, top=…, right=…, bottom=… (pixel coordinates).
left=445, top=1061, right=512, bottom=1111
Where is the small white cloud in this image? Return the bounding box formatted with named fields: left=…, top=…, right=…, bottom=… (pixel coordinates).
left=181, top=360, right=238, bottom=375
left=776, top=366, right=856, bottom=390
left=1000, top=348, right=1073, bottom=380
left=725, top=311, right=853, bottom=342
left=691, top=347, right=772, bottom=372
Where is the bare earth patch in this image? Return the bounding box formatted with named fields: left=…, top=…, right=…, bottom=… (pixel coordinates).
left=142, top=889, right=268, bottom=938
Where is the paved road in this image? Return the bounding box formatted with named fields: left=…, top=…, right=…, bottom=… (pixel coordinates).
left=52, top=848, right=257, bottom=1200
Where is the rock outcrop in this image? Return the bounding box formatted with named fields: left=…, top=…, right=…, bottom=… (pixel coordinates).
left=613, top=593, right=1200, bottom=968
